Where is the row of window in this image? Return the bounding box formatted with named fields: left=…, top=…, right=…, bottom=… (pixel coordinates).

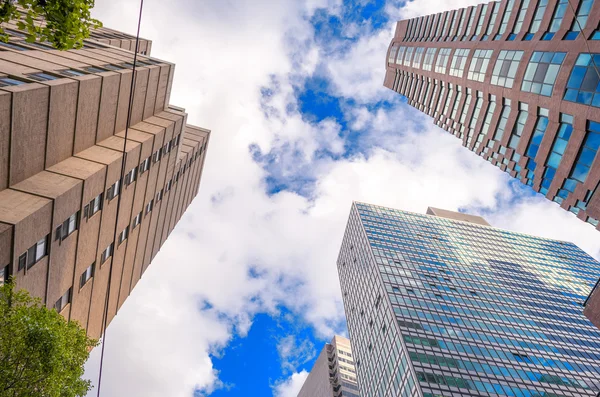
left=402, top=0, right=598, bottom=43
left=393, top=70, right=600, bottom=227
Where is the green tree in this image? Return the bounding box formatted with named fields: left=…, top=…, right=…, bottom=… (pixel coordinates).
left=0, top=0, right=102, bottom=50
left=0, top=281, right=98, bottom=397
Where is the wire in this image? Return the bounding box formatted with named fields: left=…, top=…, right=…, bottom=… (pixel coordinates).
left=96, top=0, right=144, bottom=395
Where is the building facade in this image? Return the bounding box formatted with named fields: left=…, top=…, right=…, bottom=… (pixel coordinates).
left=337, top=202, right=600, bottom=397
left=0, top=23, right=210, bottom=341
left=297, top=335, right=360, bottom=397
left=384, top=0, right=600, bottom=231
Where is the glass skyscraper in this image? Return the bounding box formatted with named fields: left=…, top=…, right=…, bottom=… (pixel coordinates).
left=337, top=202, right=600, bottom=397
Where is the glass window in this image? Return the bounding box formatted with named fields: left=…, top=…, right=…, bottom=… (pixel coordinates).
left=80, top=263, right=95, bottom=288
left=454, top=8, right=467, bottom=41
left=524, top=108, right=549, bottom=160
left=483, top=2, right=500, bottom=40
left=422, top=48, right=437, bottom=71
left=525, top=0, right=549, bottom=40
left=57, top=211, right=79, bottom=241
left=509, top=0, right=531, bottom=40
left=493, top=99, right=512, bottom=141
left=124, top=167, right=137, bottom=186
left=0, top=265, right=7, bottom=286
left=27, top=72, right=58, bottom=81
left=139, top=157, right=150, bottom=174
left=441, top=11, right=452, bottom=40
left=494, top=0, right=516, bottom=40
left=463, top=7, right=476, bottom=40
left=403, top=47, right=414, bottom=67
left=448, top=10, right=460, bottom=40
left=54, top=288, right=72, bottom=313
left=564, top=53, right=600, bottom=107
left=388, top=44, right=399, bottom=64
left=0, top=41, right=27, bottom=51
left=467, top=49, right=493, bottom=82
left=491, top=50, right=523, bottom=88
left=542, top=0, right=568, bottom=40
left=89, top=193, right=103, bottom=217
left=474, top=95, right=497, bottom=150
left=435, top=48, right=452, bottom=74
left=101, top=243, right=113, bottom=264
left=107, top=180, right=121, bottom=201
left=133, top=212, right=142, bottom=229
left=412, top=47, right=425, bottom=68
left=565, top=0, right=595, bottom=40
left=59, top=69, right=87, bottom=77
left=0, top=76, right=26, bottom=87
left=449, top=49, right=470, bottom=77
left=118, top=226, right=129, bottom=245
left=473, top=4, right=489, bottom=40
left=569, top=121, right=600, bottom=183
left=466, top=91, right=484, bottom=147
left=508, top=103, right=529, bottom=149
left=35, top=237, right=46, bottom=262
left=521, top=52, right=566, bottom=96
left=435, top=12, right=447, bottom=40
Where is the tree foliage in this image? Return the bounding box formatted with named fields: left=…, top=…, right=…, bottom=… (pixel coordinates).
left=0, top=0, right=102, bottom=50
left=0, top=281, right=98, bottom=397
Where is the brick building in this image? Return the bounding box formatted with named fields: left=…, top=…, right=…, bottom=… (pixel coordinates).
left=384, top=0, right=600, bottom=231
left=0, top=22, right=210, bottom=340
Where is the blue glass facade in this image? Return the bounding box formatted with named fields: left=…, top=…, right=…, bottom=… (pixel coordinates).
left=337, top=202, right=600, bottom=397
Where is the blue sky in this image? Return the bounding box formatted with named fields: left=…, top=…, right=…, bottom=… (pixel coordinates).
left=85, top=0, right=600, bottom=396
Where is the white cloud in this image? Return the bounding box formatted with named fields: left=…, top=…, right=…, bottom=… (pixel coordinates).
left=84, top=1, right=600, bottom=396
left=272, top=371, right=309, bottom=397
left=277, top=335, right=316, bottom=373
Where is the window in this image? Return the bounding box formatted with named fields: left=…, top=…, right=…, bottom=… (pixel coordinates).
left=388, top=44, right=399, bottom=63
left=453, top=8, right=466, bottom=40
left=85, top=193, right=103, bottom=219
left=506, top=103, right=528, bottom=150
left=435, top=48, right=452, bottom=74
left=508, top=0, right=531, bottom=40
left=0, top=76, right=26, bottom=86
left=175, top=134, right=181, bottom=146
left=565, top=0, right=594, bottom=39
left=118, top=226, right=129, bottom=245
left=569, top=121, right=600, bottom=183
left=145, top=200, right=154, bottom=215
left=483, top=2, right=500, bottom=40
left=474, top=95, right=497, bottom=149
left=525, top=108, right=549, bottom=159
left=124, top=167, right=137, bottom=186
left=106, top=180, right=120, bottom=201
left=412, top=47, right=425, bottom=68
left=139, top=157, right=150, bottom=174
left=55, top=211, right=79, bottom=242
left=165, top=179, right=173, bottom=192
left=103, top=64, right=124, bottom=71
left=132, top=212, right=142, bottom=229
left=403, top=47, right=414, bottom=67
left=564, top=53, right=600, bottom=107
left=472, top=4, right=489, bottom=40
left=0, top=41, right=27, bottom=51
left=467, top=49, right=493, bottom=81
left=18, top=235, right=49, bottom=271
left=525, top=0, right=548, bottom=40
left=156, top=189, right=164, bottom=202
left=100, top=243, right=113, bottom=264
left=543, top=114, right=574, bottom=195
left=0, top=265, right=7, bottom=286
left=59, top=69, right=87, bottom=77
left=449, top=49, right=470, bottom=77
left=491, top=50, right=523, bottom=88
left=463, top=7, right=476, bottom=40
left=542, top=0, right=568, bottom=40
left=395, top=46, right=406, bottom=64
left=466, top=91, right=484, bottom=147
left=80, top=263, right=95, bottom=288
left=152, top=149, right=161, bottom=164
left=54, top=288, right=71, bottom=312
left=27, top=72, right=58, bottom=81
left=521, top=52, right=566, bottom=96
left=448, top=9, right=460, bottom=40
left=493, top=99, right=512, bottom=142
left=494, top=0, right=516, bottom=40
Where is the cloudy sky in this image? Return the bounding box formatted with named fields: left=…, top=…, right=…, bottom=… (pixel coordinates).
left=85, top=0, right=600, bottom=396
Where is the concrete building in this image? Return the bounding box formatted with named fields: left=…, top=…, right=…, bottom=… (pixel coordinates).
left=337, top=202, right=600, bottom=397
left=0, top=24, right=210, bottom=341
left=297, top=335, right=360, bottom=397
left=384, top=0, right=600, bottom=231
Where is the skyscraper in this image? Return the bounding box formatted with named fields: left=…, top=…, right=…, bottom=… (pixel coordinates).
left=297, top=335, right=360, bottom=397
left=0, top=24, right=210, bottom=340
left=337, top=202, right=600, bottom=396
left=384, top=0, right=600, bottom=231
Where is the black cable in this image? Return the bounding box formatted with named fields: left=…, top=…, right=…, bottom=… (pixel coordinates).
left=96, top=0, right=144, bottom=395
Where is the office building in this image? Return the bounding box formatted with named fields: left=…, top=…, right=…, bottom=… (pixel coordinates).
left=384, top=0, right=600, bottom=230
left=297, top=335, right=360, bottom=397
left=0, top=23, right=210, bottom=340
left=337, top=202, right=600, bottom=396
